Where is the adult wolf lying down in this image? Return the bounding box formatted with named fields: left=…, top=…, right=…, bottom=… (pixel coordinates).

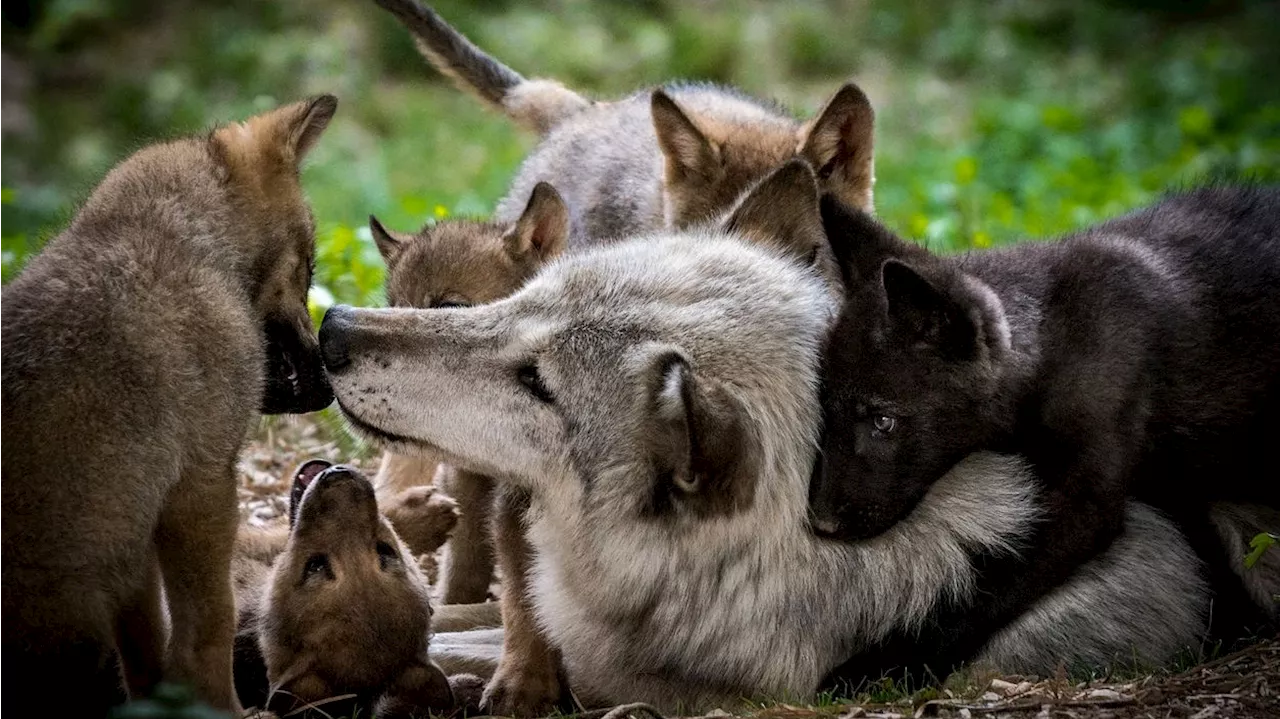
left=320, top=225, right=1212, bottom=710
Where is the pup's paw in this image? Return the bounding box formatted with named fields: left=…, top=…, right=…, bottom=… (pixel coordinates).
left=480, top=661, right=567, bottom=718
left=384, top=486, right=461, bottom=556
left=448, top=673, right=487, bottom=715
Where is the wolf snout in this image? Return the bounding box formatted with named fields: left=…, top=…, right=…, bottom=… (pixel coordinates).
left=319, top=304, right=355, bottom=371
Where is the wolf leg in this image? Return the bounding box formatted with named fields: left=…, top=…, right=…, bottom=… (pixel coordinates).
left=439, top=465, right=497, bottom=604
left=115, top=552, right=166, bottom=698
left=156, top=459, right=241, bottom=711
left=482, top=486, right=571, bottom=716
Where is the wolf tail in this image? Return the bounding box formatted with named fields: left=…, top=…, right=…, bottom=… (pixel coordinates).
left=374, top=0, right=590, bottom=135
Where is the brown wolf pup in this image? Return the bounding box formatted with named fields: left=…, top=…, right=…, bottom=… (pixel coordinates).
left=370, top=181, right=569, bottom=606
left=369, top=184, right=572, bottom=714
left=2, top=96, right=338, bottom=715
left=232, top=460, right=469, bottom=717
left=371, top=0, right=875, bottom=242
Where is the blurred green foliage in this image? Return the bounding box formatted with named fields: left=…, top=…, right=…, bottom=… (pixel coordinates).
left=3, top=0, right=1279, bottom=317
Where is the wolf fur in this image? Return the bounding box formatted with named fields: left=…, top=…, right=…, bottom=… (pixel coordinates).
left=319, top=222, right=1210, bottom=709
left=231, top=461, right=465, bottom=716
left=370, top=183, right=572, bottom=713
left=1, top=96, right=337, bottom=715
left=808, top=188, right=1280, bottom=678
left=369, top=182, right=569, bottom=602
left=367, top=162, right=832, bottom=715
left=372, top=0, right=876, bottom=243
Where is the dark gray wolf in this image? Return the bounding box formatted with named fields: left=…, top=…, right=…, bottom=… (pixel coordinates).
left=809, top=188, right=1280, bottom=685
left=317, top=197, right=1210, bottom=711
left=1, top=96, right=337, bottom=715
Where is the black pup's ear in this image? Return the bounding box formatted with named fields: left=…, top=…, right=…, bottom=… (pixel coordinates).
left=819, top=193, right=925, bottom=291
left=880, top=259, right=982, bottom=361
left=289, top=459, right=333, bottom=527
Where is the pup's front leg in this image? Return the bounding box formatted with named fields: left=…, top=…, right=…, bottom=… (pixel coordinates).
left=482, top=487, right=571, bottom=717
left=439, top=466, right=498, bottom=604
left=155, top=460, right=241, bottom=711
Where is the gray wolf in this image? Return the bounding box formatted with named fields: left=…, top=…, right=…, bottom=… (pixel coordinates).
left=371, top=0, right=876, bottom=244
left=231, top=460, right=466, bottom=717
left=808, top=188, right=1280, bottom=680
left=1, top=96, right=338, bottom=715
left=317, top=213, right=1210, bottom=710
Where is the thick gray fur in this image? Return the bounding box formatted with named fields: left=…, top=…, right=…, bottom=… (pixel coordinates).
left=323, top=231, right=1209, bottom=710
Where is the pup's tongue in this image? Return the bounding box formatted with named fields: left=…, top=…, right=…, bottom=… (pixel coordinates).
left=288, top=459, right=334, bottom=526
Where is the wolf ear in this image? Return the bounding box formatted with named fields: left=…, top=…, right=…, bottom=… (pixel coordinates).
left=647, top=350, right=756, bottom=518
left=801, top=83, right=874, bottom=213
left=369, top=215, right=409, bottom=265
left=723, top=159, right=828, bottom=270
left=881, top=259, right=988, bottom=361
left=819, top=193, right=924, bottom=291
left=505, top=182, right=569, bottom=262
left=214, top=94, right=337, bottom=171
left=289, top=459, right=334, bottom=527
left=652, top=90, right=721, bottom=185
left=286, top=94, right=339, bottom=163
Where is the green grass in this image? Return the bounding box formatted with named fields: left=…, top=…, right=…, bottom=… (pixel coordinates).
left=5, top=0, right=1278, bottom=313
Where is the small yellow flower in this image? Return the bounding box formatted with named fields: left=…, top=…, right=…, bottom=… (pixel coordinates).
left=434, top=204, right=449, bottom=219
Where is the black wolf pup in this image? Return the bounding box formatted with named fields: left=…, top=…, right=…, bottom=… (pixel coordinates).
left=811, top=187, right=1280, bottom=681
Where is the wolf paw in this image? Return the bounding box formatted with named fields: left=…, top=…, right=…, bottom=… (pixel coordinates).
left=385, top=486, right=461, bottom=556
left=479, top=662, right=567, bottom=718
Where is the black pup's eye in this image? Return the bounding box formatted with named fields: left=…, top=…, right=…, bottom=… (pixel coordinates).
left=376, top=540, right=399, bottom=570
left=517, top=364, right=554, bottom=404
left=872, top=415, right=897, bottom=435
left=432, top=299, right=470, bottom=309
left=303, top=554, right=331, bottom=581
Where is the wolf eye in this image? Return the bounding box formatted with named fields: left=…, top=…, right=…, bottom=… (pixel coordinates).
left=517, top=364, right=554, bottom=404
left=303, top=554, right=331, bottom=581
left=872, top=415, right=897, bottom=436
left=376, top=541, right=399, bottom=570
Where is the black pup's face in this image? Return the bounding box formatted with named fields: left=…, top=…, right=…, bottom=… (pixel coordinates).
left=810, top=282, right=990, bottom=540
left=809, top=196, right=1006, bottom=541
left=261, top=314, right=334, bottom=414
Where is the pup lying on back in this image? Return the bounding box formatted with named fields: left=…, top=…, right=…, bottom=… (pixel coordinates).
left=372, top=0, right=875, bottom=243
left=809, top=189, right=1280, bottom=681
left=319, top=165, right=1213, bottom=711
left=2, top=95, right=337, bottom=715
left=232, top=460, right=471, bottom=717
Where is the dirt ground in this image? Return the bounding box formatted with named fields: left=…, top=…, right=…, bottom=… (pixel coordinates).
left=238, top=418, right=1279, bottom=719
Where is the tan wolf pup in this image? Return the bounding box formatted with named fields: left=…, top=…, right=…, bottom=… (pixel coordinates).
left=372, top=0, right=876, bottom=242
left=2, top=96, right=338, bottom=714
left=231, top=460, right=470, bottom=717
left=369, top=182, right=569, bottom=604
left=369, top=184, right=572, bottom=715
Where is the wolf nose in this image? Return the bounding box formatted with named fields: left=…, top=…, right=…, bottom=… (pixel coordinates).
left=319, top=305, right=354, bottom=372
